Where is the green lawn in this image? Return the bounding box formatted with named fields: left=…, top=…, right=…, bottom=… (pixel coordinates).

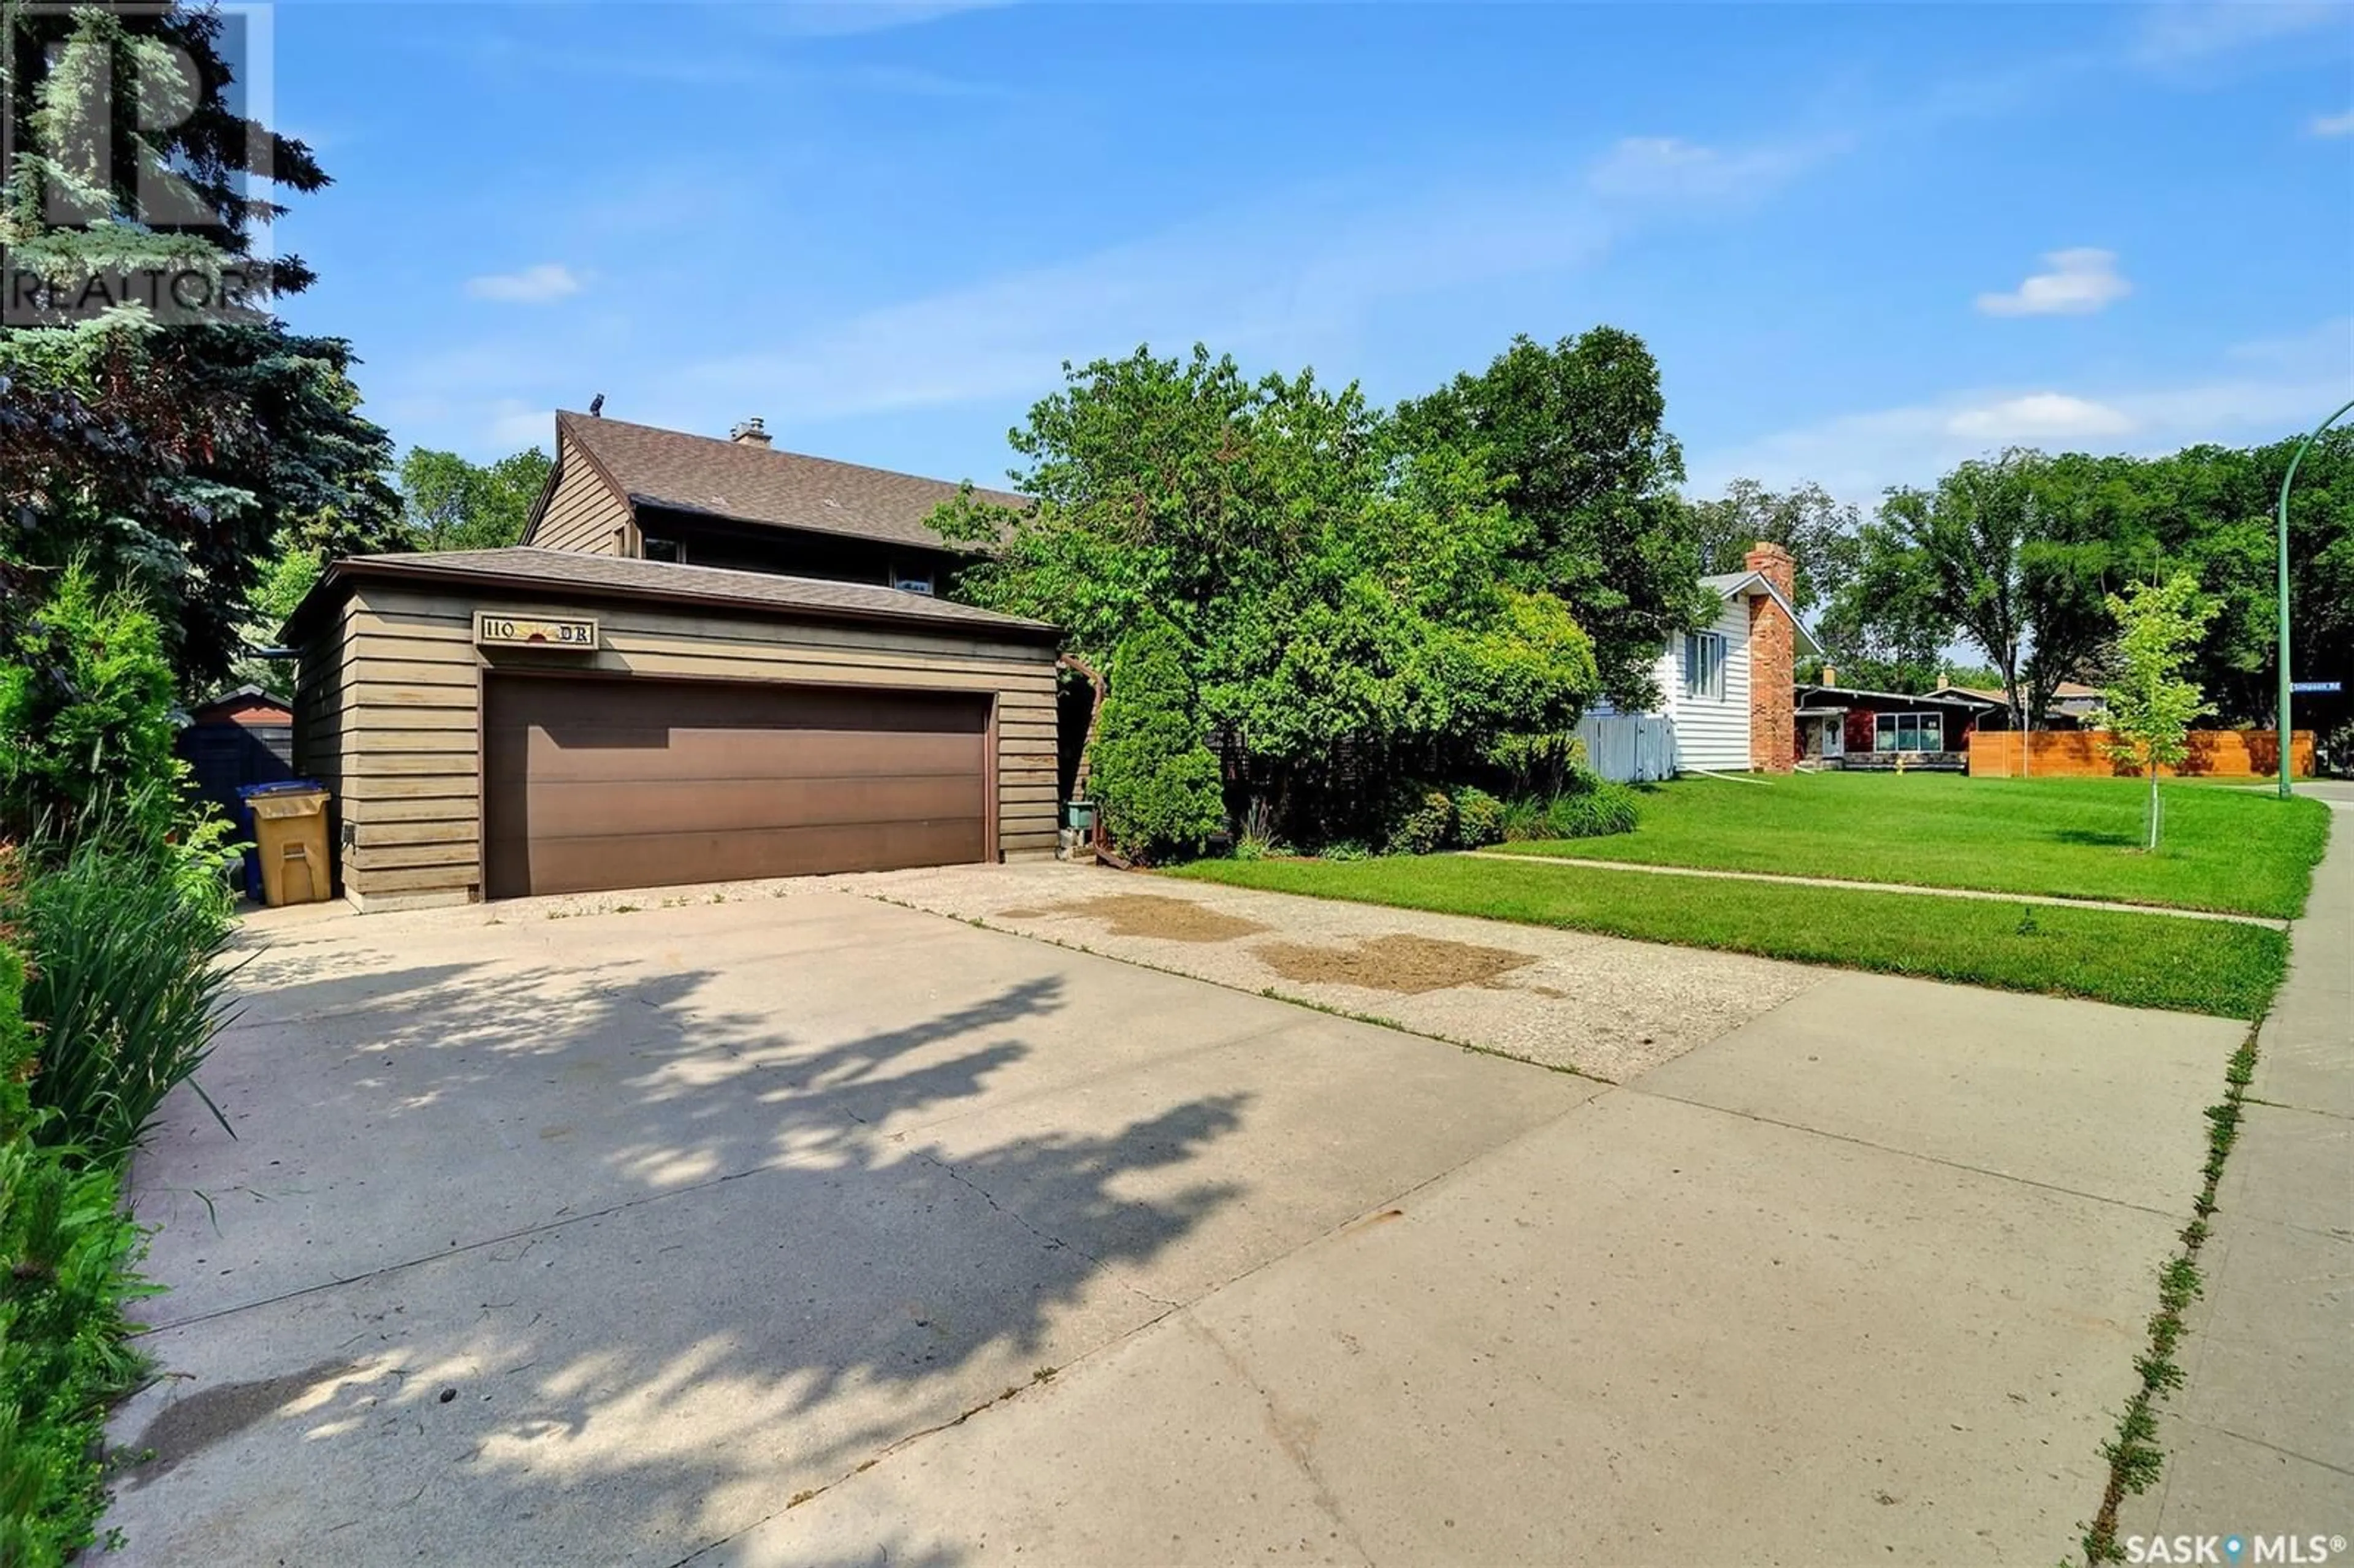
left=1170, top=854, right=2287, bottom=1019
left=1490, top=772, right=2329, bottom=918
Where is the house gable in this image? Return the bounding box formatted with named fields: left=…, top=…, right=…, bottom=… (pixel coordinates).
left=1634, top=542, right=1810, bottom=774
left=524, top=425, right=637, bottom=556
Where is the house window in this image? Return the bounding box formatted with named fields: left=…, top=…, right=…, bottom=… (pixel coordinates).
left=1873, top=712, right=1945, bottom=753
left=893, top=566, right=935, bottom=596
left=642, top=536, right=683, bottom=564
left=1683, top=632, right=1726, bottom=701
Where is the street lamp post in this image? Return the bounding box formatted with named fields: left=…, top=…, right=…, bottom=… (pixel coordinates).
left=2277, top=396, right=2354, bottom=799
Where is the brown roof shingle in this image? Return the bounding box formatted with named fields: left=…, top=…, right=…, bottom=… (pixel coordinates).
left=284, top=547, right=1058, bottom=642
left=557, top=411, right=1028, bottom=552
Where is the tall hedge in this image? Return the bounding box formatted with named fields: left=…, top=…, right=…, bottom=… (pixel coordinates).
left=1087, top=617, right=1226, bottom=862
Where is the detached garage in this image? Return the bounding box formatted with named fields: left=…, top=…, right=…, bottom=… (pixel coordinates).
left=285, top=549, right=1062, bottom=911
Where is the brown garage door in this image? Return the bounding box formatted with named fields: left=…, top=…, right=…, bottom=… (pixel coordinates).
left=485, top=676, right=990, bottom=898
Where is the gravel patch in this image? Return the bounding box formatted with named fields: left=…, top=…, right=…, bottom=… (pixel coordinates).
left=817, top=862, right=1828, bottom=1081
left=1255, top=933, right=1534, bottom=993
left=1000, top=893, right=1271, bottom=943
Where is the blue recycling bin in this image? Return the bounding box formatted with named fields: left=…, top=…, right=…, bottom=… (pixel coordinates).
left=235, top=780, right=325, bottom=902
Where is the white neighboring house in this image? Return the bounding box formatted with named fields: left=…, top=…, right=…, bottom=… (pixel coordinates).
left=1578, top=541, right=1819, bottom=779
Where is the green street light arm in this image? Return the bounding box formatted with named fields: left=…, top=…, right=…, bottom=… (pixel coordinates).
left=2278, top=395, right=2354, bottom=799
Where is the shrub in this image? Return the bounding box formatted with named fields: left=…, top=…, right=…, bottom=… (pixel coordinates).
left=1382, top=783, right=1456, bottom=856
left=1498, top=795, right=1550, bottom=842
left=1087, top=616, right=1227, bottom=863
left=15, top=839, right=239, bottom=1165
left=0, top=913, right=152, bottom=1567
left=1450, top=786, right=1505, bottom=848
left=1320, top=840, right=1371, bottom=862
left=1543, top=780, right=1640, bottom=839
left=0, top=565, right=185, bottom=847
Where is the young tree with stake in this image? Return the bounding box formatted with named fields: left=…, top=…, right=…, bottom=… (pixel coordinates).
left=2096, top=573, right=2219, bottom=851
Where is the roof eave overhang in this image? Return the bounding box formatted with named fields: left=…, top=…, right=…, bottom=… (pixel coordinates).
left=283, top=557, right=1059, bottom=646
left=1712, top=570, right=1823, bottom=657
left=629, top=495, right=993, bottom=558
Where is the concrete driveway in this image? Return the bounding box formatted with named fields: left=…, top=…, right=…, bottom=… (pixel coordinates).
left=104, top=872, right=2242, bottom=1566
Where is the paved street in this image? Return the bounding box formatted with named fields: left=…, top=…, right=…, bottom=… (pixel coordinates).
left=103, top=875, right=2243, bottom=1565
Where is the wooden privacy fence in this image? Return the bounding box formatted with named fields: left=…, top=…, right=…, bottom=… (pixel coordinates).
left=1968, top=729, right=2315, bottom=780
left=1576, top=712, right=1677, bottom=782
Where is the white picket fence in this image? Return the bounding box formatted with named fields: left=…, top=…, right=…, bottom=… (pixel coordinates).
left=1575, top=713, right=1677, bottom=782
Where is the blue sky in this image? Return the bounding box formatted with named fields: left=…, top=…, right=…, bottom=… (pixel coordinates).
left=272, top=1, right=2354, bottom=505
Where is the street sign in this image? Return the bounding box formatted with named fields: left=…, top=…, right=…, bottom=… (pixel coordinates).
left=2290, top=680, right=2342, bottom=695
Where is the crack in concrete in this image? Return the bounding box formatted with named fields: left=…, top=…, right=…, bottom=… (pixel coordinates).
left=1184, top=1315, right=1376, bottom=1567
left=2241, top=1093, right=2354, bottom=1122
left=1622, top=1083, right=2196, bottom=1218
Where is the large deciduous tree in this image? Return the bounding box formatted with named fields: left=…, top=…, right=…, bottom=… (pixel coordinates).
left=932, top=344, right=1599, bottom=840
left=1835, top=449, right=2125, bottom=731
left=2031, top=436, right=2353, bottom=729
left=1393, top=329, right=1708, bottom=709
left=399, top=446, right=554, bottom=552
left=1684, top=478, right=1862, bottom=614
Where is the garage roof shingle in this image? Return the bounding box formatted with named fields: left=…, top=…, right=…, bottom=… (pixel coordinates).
left=285, top=547, right=1059, bottom=641
left=558, top=411, right=1029, bottom=552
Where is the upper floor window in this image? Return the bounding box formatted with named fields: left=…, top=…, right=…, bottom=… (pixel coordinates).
left=1683, top=631, right=1727, bottom=701
left=893, top=566, right=935, bottom=596
left=642, top=536, right=683, bottom=564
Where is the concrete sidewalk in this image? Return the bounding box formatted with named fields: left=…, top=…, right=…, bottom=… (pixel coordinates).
left=2118, top=782, right=2353, bottom=1549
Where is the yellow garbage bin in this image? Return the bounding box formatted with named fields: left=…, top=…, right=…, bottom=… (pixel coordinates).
left=249, top=787, right=333, bottom=906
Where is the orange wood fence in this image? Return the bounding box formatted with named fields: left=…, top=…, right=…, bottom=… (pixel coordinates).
left=1967, top=729, right=2315, bottom=780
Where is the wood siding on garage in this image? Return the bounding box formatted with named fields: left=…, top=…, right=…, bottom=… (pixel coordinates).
left=486, top=676, right=988, bottom=897
left=291, top=599, right=354, bottom=879
left=322, top=582, right=1058, bottom=909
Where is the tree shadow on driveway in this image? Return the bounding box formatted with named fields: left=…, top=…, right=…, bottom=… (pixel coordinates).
left=109, top=911, right=1257, bottom=1568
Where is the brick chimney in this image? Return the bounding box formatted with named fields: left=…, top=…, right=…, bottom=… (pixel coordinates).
left=729, top=417, right=772, bottom=448
left=1744, top=541, right=1797, bottom=772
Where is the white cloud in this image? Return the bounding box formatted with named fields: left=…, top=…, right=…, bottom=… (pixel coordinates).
left=1586, top=134, right=1836, bottom=204
left=742, top=1, right=1007, bottom=37
left=1975, top=248, right=2132, bottom=318
left=1687, top=320, right=2354, bottom=503
left=2312, top=108, right=2354, bottom=137
left=1946, top=393, right=2136, bottom=440
left=641, top=130, right=1831, bottom=430
left=2131, top=2, right=2344, bottom=66
left=465, top=263, right=585, bottom=305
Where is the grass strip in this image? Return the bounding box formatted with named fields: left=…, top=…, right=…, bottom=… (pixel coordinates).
left=1170, top=854, right=2287, bottom=1018
left=1490, top=774, right=2330, bottom=919
left=2079, top=1026, right=2258, bottom=1563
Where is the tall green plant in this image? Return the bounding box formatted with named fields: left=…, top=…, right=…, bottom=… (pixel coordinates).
left=0, top=893, right=154, bottom=1566
left=16, top=840, right=238, bottom=1165
left=1088, top=616, right=1226, bottom=863
left=2097, top=573, right=2220, bottom=851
